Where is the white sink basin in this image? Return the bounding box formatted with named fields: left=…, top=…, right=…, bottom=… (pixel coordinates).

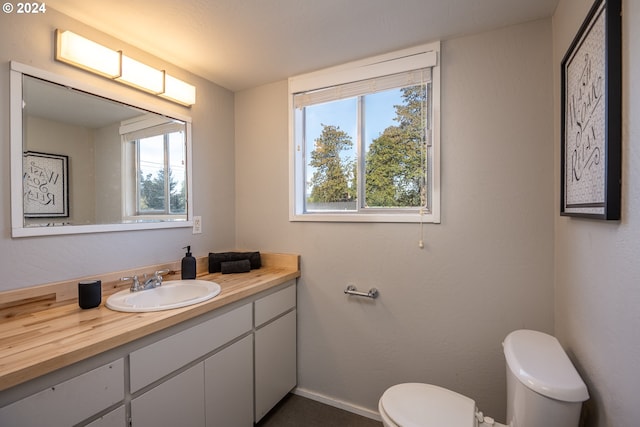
left=106, top=280, right=221, bottom=312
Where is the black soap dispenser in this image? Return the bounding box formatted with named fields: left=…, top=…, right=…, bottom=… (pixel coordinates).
left=181, top=246, right=196, bottom=279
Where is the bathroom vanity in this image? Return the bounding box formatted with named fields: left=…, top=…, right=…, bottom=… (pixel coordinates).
left=0, top=253, right=299, bottom=426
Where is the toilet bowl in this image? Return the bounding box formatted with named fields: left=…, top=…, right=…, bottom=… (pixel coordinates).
left=378, top=330, right=589, bottom=427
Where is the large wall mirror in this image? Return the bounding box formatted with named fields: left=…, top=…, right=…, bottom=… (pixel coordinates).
left=10, top=62, right=193, bottom=237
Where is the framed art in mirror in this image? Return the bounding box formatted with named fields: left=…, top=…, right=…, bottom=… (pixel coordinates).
left=560, top=0, right=621, bottom=220
left=23, top=151, right=69, bottom=218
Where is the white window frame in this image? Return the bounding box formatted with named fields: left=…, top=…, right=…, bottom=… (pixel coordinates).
left=288, top=41, right=441, bottom=223
left=120, top=115, right=188, bottom=222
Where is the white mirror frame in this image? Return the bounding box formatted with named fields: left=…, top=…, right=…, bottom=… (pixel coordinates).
left=10, top=61, right=194, bottom=237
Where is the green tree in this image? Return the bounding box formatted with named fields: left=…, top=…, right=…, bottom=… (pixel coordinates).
left=169, top=172, right=186, bottom=213
left=308, top=124, right=353, bottom=203
left=365, top=85, right=426, bottom=207
left=139, top=168, right=185, bottom=213
left=139, top=171, right=163, bottom=211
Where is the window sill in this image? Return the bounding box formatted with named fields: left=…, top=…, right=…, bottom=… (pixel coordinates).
left=289, top=212, right=440, bottom=224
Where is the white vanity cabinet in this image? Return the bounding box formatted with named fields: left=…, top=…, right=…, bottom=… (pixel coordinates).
left=129, top=303, right=253, bottom=427
left=129, top=303, right=252, bottom=392
left=0, top=279, right=297, bottom=427
left=0, top=359, right=124, bottom=427
left=130, top=282, right=297, bottom=426
left=254, top=284, right=297, bottom=422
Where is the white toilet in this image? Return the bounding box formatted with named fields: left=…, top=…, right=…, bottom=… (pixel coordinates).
left=378, top=330, right=589, bottom=427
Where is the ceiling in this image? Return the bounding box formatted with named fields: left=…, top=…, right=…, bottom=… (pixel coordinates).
left=46, top=0, right=559, bottom=92
left=24, top=76, right=144, bottom=128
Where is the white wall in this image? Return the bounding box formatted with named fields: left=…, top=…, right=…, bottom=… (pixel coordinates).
left=24, top=116, right=95, bottom=226
left=235, top=19, right=554, bottom=420
left=0, top=8, right=236, bottom=290
left=94, top=122, right=122, bottom=224
left=553, top=1, right=640, bottom=425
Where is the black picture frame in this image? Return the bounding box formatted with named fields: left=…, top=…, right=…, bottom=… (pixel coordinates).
left=560, top=0, right=621, bottom=219
left=23, top=151, right=69, bottom=218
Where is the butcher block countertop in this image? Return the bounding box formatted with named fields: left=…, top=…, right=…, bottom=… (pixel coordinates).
left=0, top=252, right=299, bottom=392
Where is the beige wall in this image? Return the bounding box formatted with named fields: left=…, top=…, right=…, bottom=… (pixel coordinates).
left=0, top=8, right=236, bottom=290
left=553, top=0, right=640, bottom=425
left=235, top=19, right=555, bottom=420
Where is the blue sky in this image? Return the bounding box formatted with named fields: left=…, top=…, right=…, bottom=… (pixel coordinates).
left=303, top=88, right=404, bottom=175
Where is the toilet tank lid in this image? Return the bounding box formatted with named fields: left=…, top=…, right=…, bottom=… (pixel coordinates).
left=503, top=330, right=589, bottom=402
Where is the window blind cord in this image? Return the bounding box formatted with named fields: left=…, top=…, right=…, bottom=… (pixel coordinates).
left=418, top=74, right=426, bottom=250
left=418, top=209, right=425, bottom=249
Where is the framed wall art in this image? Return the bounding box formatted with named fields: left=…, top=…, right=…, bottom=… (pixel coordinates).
left=23, top=151, right=69, bottom=218
left=560, top=0, right=621, bottom=219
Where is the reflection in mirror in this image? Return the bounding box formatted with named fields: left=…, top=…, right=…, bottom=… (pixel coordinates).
left=10, top=62, right=193, bottom=237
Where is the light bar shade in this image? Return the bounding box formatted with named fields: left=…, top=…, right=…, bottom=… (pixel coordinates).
left=119, top=55, right=165, bottom=94
left=56, top=29, right=120, bottom=78
left=163, top=74, right=197, bottom=106
left=55, top=29, right=196, bottom=106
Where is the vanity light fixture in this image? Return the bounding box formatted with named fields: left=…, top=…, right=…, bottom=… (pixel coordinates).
left=55, top=29, right=196, bottom=106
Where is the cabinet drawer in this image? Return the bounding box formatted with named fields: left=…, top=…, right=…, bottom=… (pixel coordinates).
left=0, top=359, right=124, bottom=427
left=254, top=282, right=296, bottom=327
left=130, top=303, right=252, bottom=392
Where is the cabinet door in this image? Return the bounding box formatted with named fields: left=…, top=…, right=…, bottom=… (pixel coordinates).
left=204, top=335, right=253, bottom=427
left=85, top=405, right=126, bottom=427
left=131, top=363, right=205, bottom=427
left=254, top=310, right=297, bottom=422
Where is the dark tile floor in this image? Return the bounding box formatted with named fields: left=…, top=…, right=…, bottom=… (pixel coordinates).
left=256, top=394, right=383, bottom=427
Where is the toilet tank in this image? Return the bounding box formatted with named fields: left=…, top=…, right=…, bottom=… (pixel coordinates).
left=503, top=330, right=589, bottom=427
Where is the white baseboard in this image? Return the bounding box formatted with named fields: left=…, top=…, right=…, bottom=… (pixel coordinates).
left=292, top=387, right=382, bottom=422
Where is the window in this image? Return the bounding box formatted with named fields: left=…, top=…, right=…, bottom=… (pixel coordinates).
left=121, top=115, right=187, bottom=221
left=136, top=131, right=186, bottom=215
left=289, top=42, right=440, bottom=223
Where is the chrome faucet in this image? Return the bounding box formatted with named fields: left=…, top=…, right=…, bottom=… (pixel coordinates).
left=121, top=269, right=170, bottom=292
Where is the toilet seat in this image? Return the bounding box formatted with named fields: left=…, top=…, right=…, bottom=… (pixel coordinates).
left=379, top=383, right=477, bottom=427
